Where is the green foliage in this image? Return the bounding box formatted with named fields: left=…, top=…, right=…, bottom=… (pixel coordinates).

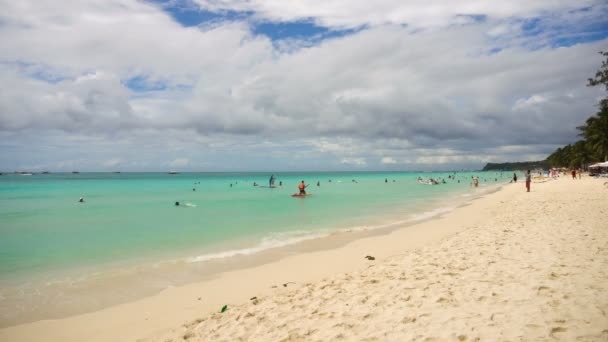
left=482, top=160, right=548, bottom=171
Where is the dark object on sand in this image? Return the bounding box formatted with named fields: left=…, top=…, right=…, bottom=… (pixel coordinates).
left=221, top=305, right=228, bottom=313
left=365, top=255, right=375, bottom=260
left=250, top=296, right=257, bottom=300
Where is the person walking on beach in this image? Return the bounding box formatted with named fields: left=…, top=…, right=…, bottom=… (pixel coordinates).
left=298, top=180, right=308, bottom=195
left=571, top=169, right=576, bottom=179
left=513, top=173, right=518, bottom=183
left=525, top=170, right=532, bottom=192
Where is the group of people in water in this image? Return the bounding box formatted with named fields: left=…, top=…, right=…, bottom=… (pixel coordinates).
left=79, top=173, right=516, bottom=206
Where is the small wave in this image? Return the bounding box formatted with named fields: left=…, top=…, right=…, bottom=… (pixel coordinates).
left=187, top=230, right=329, bottom=263
left=409, top=207, right=455, bottom=222
left=337, top=219, right=411, bottom=233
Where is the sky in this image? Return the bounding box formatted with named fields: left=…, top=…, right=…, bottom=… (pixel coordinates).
left=0, top=0, right=607, bottom=172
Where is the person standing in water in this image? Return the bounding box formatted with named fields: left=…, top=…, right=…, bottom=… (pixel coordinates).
left=298, top=180, right=308, bottom=195
left=525, top=170, right=532, bottom=192
left=269, top=174, right=276, bottom=187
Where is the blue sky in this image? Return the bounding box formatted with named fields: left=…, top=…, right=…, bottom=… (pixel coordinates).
left=0, top=0, right=607, bottom=171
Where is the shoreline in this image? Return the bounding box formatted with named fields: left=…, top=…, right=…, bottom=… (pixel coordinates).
left=0, top=181, right=504, bottom=328
left=0, top=179, right=528, bottom=341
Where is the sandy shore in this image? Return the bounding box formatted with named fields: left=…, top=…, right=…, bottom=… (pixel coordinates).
left=1, top=176, right=607, bottom=341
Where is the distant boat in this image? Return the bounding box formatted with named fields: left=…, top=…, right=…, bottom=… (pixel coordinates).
left=168, top=171, right=179, bottom=174
left=42, top=171, right=50, bottom=174
left=15, top=171, right=33, bottom=175
left=113, top=171, right=121, bottom=173
left=417, top=178, right=438, bottom=185
left=72, top=171, right=80, bottom=174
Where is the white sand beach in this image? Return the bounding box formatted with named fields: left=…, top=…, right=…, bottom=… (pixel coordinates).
left=1, top=176, right=607, bottom=341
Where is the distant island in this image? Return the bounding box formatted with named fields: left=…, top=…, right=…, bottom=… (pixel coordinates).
left=482, top=160, right=549, bottom=171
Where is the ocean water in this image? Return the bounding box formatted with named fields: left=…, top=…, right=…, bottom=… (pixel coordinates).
left=0, top=171, right=512, bottom=325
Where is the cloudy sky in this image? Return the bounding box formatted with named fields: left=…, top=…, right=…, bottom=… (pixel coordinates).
left=1, top=0, right=607, bottom=171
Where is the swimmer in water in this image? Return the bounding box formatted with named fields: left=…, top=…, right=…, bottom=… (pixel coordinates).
left=79, top=197, right=85, bottom=203
left=175, top=201, right=180, bottom=206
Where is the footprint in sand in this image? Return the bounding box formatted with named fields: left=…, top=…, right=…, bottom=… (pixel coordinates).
left=550, top=326, right=567, bottom=338
left=537, top=286, right=553, bottom=295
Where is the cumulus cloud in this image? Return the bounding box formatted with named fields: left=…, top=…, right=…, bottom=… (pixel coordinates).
left=340, top=157, right=367, bottom=166
left=381, top=157, right=397, bottom=164
left=194, top=0, right=601, bottom=29
left=0, top=0, right=606, bottom=171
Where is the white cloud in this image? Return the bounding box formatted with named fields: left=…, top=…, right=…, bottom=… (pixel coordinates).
left=340, top=157, right=367, bottom=166
left=194, top=0, right=600, bottom=29
left=512, top=94, right=548, bottom=111
left=381, top=157, right=397, bottom=164
left=0, top=0, right=606, bottom=170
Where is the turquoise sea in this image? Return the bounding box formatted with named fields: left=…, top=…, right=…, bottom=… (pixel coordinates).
left=0, top=171, right=512, bottom=325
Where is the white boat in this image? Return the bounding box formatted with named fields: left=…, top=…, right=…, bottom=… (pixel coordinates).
left=417, top=178, right=438, bottom=185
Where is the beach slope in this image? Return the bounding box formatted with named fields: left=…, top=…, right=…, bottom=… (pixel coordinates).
left=152, top=177, right=608, bottom=341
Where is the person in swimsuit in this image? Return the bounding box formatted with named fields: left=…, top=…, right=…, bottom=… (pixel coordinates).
left=298, top=181, right=308, bottom=195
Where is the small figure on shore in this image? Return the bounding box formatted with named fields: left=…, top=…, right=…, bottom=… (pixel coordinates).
left=513, top=173, right=518, bottom=183
left=571, top=169, right=576, bottom=179
left=525, top=170, right=532, bottom=192
left=473, top=177, right=479, bottom=188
